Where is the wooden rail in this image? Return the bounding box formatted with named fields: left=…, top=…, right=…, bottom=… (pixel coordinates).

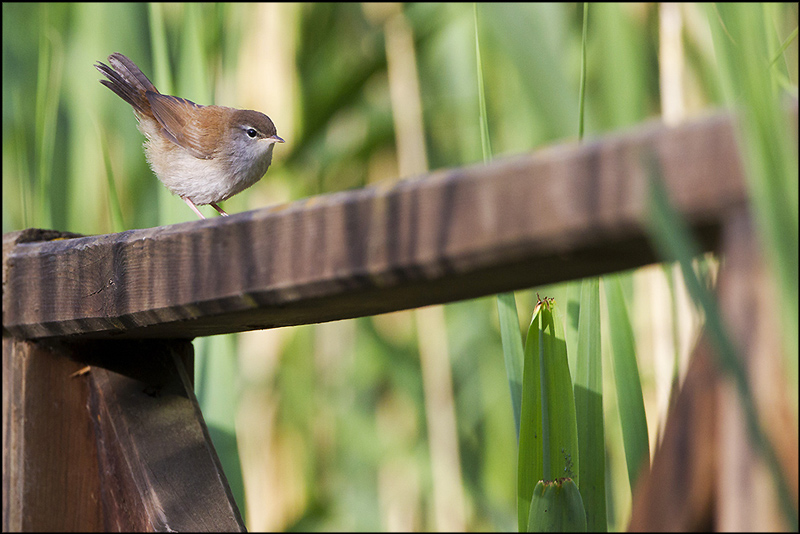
left=3, top=110, right=749, bottom=340
left=3, top=107, right=796, bottom=531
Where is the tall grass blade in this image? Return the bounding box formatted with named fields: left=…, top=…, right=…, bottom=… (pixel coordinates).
left=713, top=1, right=799, bottom=392
left=148, top=2, right=183, bottom=222
left=498, top=292, right=524, bottom=440
left=34, top=4, right=62, bottom=229
left=573, top=278, right=606, bottom=531
left=97, top=123, right=126, bottom=232
left=148, top=3, right=173, bottom=94
left=11, top=88, right=33, bottom=229
left=475, top=3, right=524, bottom=438
left=474, top=3, right=493, bottom=163
left=578, top=3, right=589, bottom=141
left=517, top=303, right=544, bottom=531
left=603, top=275, right=650, bottom=492
left=574, top=24, right=605, bottom=530
left=768, top=26, right=798, bottom=68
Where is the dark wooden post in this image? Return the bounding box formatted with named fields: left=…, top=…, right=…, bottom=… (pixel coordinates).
left=2, top=335, right=245, bottom=532
left=3, top=336, right=105, bottom=531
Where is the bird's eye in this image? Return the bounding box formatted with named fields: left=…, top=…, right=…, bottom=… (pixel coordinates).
left=246, top=128, right=258, bottom=138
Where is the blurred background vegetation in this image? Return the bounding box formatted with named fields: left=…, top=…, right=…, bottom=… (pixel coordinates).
left=3, top=3, right=797, bottom=531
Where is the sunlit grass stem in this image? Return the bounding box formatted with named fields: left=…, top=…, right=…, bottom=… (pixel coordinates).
left=475, top=3, right=524, bottom=441
left=578, top=3, right=589, bottom=141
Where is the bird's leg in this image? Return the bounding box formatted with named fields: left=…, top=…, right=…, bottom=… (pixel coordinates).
left=182, top=197, right=206, bottom=219
left=210, top=203, right=229, bottom=216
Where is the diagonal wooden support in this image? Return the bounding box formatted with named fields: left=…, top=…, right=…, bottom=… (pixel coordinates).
left=712, top=208, right=798, bottom=530
left=2, top=334, right=244, bottom=532
left=629, top=207, right=799, bottom=531
left=628, top=334, right=718, bottom=531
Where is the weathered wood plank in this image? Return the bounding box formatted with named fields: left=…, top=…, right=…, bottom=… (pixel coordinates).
left=2, top=337, right=105, bottom=531
left=630, top=207, right=799, bottom=531
left=628, top=334, right=717, bottom=530
left=82, top=340, right=245, bottom=532
left=713, top=209, right=798, bottom=530
left=1, top=336, right=245, bottom=531
left=3, top=109, right=770, bottom=340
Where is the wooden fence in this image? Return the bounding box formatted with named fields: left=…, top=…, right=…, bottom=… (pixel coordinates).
left=3, top=107, right=797, bottom=531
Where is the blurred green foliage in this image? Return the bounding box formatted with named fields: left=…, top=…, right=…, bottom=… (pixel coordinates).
left=2, top=3, right=796, bottom=531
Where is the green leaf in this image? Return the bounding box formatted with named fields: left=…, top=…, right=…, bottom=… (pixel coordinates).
left=518, top=305, right=545, bottom=531
left=518, top=297, right=579, bottom=531
left=603, top=275, right=649, bottom=491
left=573, top=278, right=606, bottom=531
left=497, top=292, right=525, bottom=440
left=527, top=478, right=587, bottom=532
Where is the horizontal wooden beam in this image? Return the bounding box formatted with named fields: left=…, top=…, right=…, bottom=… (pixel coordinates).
left=3, top=109, right=771, bottom=340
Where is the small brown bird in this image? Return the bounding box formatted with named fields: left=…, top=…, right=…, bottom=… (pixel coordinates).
left=96, top=53, right=284, bottom=219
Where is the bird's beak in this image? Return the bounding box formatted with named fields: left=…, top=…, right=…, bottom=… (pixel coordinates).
left=270, top=134, right=285, bottom=143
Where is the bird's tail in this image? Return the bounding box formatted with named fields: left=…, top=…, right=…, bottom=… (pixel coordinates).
left=95, top=53, right=158, bottom=115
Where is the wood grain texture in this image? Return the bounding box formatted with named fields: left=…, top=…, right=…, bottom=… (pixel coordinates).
left=628, top=335, right=717, bottom=531
left=81, top=340, right=245, bottom=532
left=4, top=109, right=768, bottom=340
left=630, top=208, right=799, bottom=531
left=714, top=208, right=799, bottom=530
left=2, top=337, right=104, bottom=531
left=2, top=337, right=245, bottom=532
